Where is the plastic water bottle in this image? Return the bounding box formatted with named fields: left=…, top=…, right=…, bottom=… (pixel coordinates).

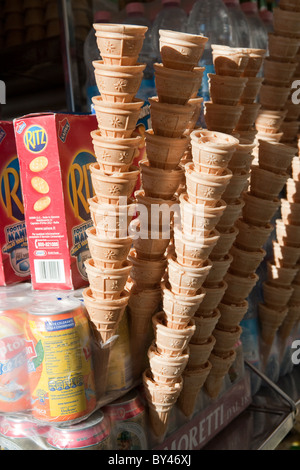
left=151, top=0, right=188, bottom=62
left=187, top=0, right=234, bottom=111
left=223, top=0, right=251, bottom=47
left=240, top=1, right=268, bottom=50
left=122, top=2, right=156, bottom=102
left=83, top=10, right=111, bottom=111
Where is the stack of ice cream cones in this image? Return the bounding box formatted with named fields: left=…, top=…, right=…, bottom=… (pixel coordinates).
left=82, top=24, right=148, bottom=397
left=142, top=30, right=211, bottom=439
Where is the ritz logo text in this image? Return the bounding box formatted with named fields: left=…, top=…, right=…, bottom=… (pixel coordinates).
left=0, top=80, right=6, bottom=104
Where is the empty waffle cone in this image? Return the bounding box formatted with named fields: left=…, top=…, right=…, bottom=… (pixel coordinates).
left=258, top=140, right=296, bottom=174
left=278, top=304, right=300, bottom=341
left=93, top=60, right=146, bottom=102
left=268, top=33, right=300, bottom=61
left=242, top=192, right=280, bottom=226
left=213, top=325, right=242, bottom=355
left=279, top=0, right=300, bottom=12
left=177, top=361, right=212, bottom=418
left=131, top=219, right=171, bottom=261
left=185, top=97, right=204, bottom=134
left=267, top=262, right=298, bottom=287
left=90, top=163, right=139, bottom=205
left=140, top=160, right=184, bottom=200
left=167, top=256, right=212, bottom=296
left=216, top=198, right=245, bottom=231
left=222, top=170, right=249, bottom=203
left=204, top=254, right=233, bottom=287
left=234, top=218, right=273, bottom=252
left=190, top=129, right=239, bottom=173
left=196, top=280, right=228, bottom=316
left=204, top=350, right=236, bottom=399
left=142, top=368, right=183, bottom=438
left=145, top=130, right=189, bottom=170
left=229, top=244, right=266, bottom=277
left=276, top=218, right=300, bottom=248
left=281, top=198, right=300, bottom=226
left=149, top=97, right=194, bottom=138
left=204, top=102, right=244, bottom=134
left=259, top=84, right=290, bottom=111
left=239, top=77, right=263, bottom=104
left=135, top=189, right=178, bottom=231
left=272, top=240, right=300, bottom=268
left=210, top=226, right=239, bottom=259
left=218, top=300, right=248, bottom=331
left=152, top=311, right=196, bottom=357
left=264, top=58, right=297, bottom=87
left=208, top=73, right=247, bottom=106
left=94, top=23, right=148, bottom=66
left=280, top=121, right=300, bottom=143
left=174, top=227, right=220, bottom=268
left=241, top=48, right=266, bottom=77
left=211, top=45, right=249, bottom=77
left=148, top=342, right=189, bottom=385
left=223, top=271, right=259, bottom=304
left=84, top=258, right=132, bottom=300
left=289, top=282, right=300, bottom=304
left=187, top=336, right=216, bottom=369
left=256, top=130, right=283, bottom=143
left=292, top=156, right=300, bottom=181
left=83, top=287, right=129, bottom=344
left=185, top=162, right=232, bottom=207
left=154, top=63, right=204, bottom=105
left=91, top=131, right=142, bottom=172
left=273, top=7, right=300, bottom=38
left=128, top=249, right=167, bottom=289
left=86, top=227, right=132, bottom=269
left=286, top=178, right=300, bottom=204
left=258, top=302, right=288, bottom=345
left=159, top=29, right=208, bottom=71
left=128, top=284, right=162, bottom=316
left=180, top=193, right=227, bottom=239
left=162, top=282, right=206, bottom=329
left=89, top=196, right=136, bottom=239
left=250, top=166, right=288, bottom=200
left=193, top=309, right=221, bottom=344
left=228, top=139, right=255, bottom=172
left=285, top=100, right=300, bottom=121
left=235, top=103, right=261, bottom=132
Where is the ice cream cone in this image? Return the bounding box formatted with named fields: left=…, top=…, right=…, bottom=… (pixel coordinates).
left=268, top=33, right=300, bottom=62
left=132, top=226, right=171, bottom=262
left=259, top=84, right=290, bottom=111
left=177, top=361, right=212, bottom=418
left=250, top=166, right=288, bottom=200
left=152, top=311, right=196, bottom=357
left=211, top=45, right=249, bottom=77
left=273, top=7, right=300, bottom=38
left=228, top=139, right=255, bottom=172
left=128, top=284, right=162, bottom=316
left=89, top=196, right=136, bottom=238
left=256, top=130, right=283, bottom=143
left=192, top=309, right=221, bottom=344
left=294, top=266, right=300, bottom=283
left=241, top=48, right=266, bottom=77
left=174, top=227, right=220, bottom=267
left=149, top=97, right=194, bottom=138
left=278, top=304, right=300, bottom=341
left=258, top=302, right=288, bottom=345
left=262, top=281, right=293, bottom=310
left=281, top=198, right=300, bottom=226
left=167, top=256, right=212, bottom=296
left=83, top=287, right=129, bottom=344
left=216, top=198, right=245, bottom=231
left=229, top=244, right=266, bottom=277
left=272, top=240, right=300, bottom=268
left=210, top=226, right=239, bottom=259
left=223, top=271, right=259, bottom=304
left=255, top=109, right=287, bottom=135
left=162, top=283, right=206, bottom=329
left=92, top=96, right=144, bottom=138
left=221, top=169, right=249, bottom=203
left=90, top=163, right=139, bottom=205
left=276, top=218, right=300, bottom=248
left=185, top=162, right=232, bottom=207
left=204, top=254, right=233, bottom=286
left=239, top=77, right=263, bottom=104
left=187, top=336, right=216, bottom=369
left=267, top=261, right=298, bottom=287
left=208, top=73, right=247, bottom=105
left=218, top=300, right=248, bottom=331
left=235, top=103, right=261, bottom=131
left=286, top=178, right=300, bottom=204
left=93, top=60, right=145, bottom=102
left=213, top=325, right=242, bottom=355
left=135, top=189, right=178, bottom=231
left=242, top=192, right=280, bottom=227
left=289, top=282, right=300, bottom=304
left=128, top=249, right=167, bottom=289
left=280, top=120, right=300, bottom=143
left=285, top=100, right=300, bottom=121
left=148, top=342, right=189, bottom=385
left=94, top=23, right=148, bottom=66
left=140, top=160, right=184, bottom=200
left=159, top=29, right=208, bottom=71
left=204, top=102, right=244, bottom=134
left=292, top=156, right=300, bottom=181
left=154, top=63, right=204, bottom=105
left=86, top=227, right=132, bottom=268
left=258, top=140, right=296, bottom=174
left=196, top=280, right=228, bottom=316
left=237, top=129, right=257, bottom=143
left=91, top=131, right=142, bottom=170
left=264, top=58, right=297, bottom=87
left=84, top=258, right=132, bottom=300
left=204, top=350, right=236, bottom=399
left=279, top=0, right=300, bottom=11
left=145, top=130, right=188, bottom=170
left=142, top=368, right=183, bottom=438
left=235, top=219, right=273, bottom=252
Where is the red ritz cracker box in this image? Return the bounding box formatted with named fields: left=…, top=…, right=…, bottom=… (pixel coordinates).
left=0, top=121, right=30, bottom=285
left=14, top=113, right=98, bottom=291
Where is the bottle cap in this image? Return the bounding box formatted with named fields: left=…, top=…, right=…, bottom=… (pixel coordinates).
left=94, top=10, right=112, bottom=23
left=126, top=2, right=145, bottom=15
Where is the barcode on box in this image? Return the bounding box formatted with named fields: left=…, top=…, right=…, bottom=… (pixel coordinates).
left=34, top=259, right=66, bottom=284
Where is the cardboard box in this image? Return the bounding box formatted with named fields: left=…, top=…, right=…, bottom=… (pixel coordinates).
left=0, top=121, right=30, bottom=286
left=14, top=113, right=98, bottom=290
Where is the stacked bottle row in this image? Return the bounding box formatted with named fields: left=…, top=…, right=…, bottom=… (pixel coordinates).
left=82, top=24, right=147, bottom=397
left=141, top=29, right=209, bottom=441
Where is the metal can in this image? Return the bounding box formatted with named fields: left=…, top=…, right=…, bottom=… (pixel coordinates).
left=25, top=298, right=97, bottom=424
left=103, top=389, right=148, bottom=450
left=46, top=410, right=110, bottom=450
left=0, top=297, right=32, bottom=413
left=0, top=414, right=49, bottom=450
